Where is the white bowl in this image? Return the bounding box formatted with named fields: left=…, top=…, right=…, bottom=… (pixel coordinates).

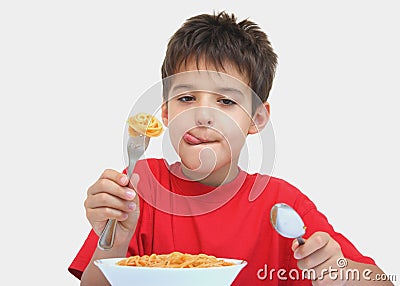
left=94, top=257, right=247, bottom=286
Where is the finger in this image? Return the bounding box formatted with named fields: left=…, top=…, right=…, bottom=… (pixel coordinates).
left=309, top=256, right=342, bottom=282
left=99, top=169, right=129, bottom=186
left=85, top=187, right=137, bottom=211
left=87, top=178, right=134, bottom=201
left=294, top=232, right=329, bottom=260
left=296, top=247, right=330, bottom=271
left=291, top=238, right=306, bottom=253
left=86, top=206, right=129, bottom=222
left=296, top=234, right=342, bottom=271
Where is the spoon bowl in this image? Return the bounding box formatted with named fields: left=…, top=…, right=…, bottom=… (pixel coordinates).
left=270, top=203, right=306, bottom=245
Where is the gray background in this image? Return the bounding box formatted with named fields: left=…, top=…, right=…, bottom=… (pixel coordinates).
left=0, top=0, right=398, bottom=284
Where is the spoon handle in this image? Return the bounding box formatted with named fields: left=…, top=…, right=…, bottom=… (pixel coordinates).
left=297, top=237, right=305, bottom=245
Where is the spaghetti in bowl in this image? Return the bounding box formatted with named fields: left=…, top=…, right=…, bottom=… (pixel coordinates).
left=94, top=252, right=247, bottom=286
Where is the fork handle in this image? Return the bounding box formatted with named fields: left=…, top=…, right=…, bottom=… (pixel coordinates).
left=97, top=218, right=118, bottom=250
left=97, top=134, right=147, bottom=250
left=97, top=160, right=135, bottom=250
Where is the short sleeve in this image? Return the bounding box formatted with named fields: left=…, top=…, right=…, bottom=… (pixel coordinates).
left=68, top=229, right=98, bottom=280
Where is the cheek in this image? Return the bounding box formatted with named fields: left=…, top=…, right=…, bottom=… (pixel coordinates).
left=220, top=126, right=247, bottom=157
left=167, top=109, right=194, bottom=150
left=220, top=116, right=249, bottom=148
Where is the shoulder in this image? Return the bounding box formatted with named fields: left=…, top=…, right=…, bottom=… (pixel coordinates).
left=245, top=173, right=317, bottom=217
left=245, top=173, right=303, bottom=200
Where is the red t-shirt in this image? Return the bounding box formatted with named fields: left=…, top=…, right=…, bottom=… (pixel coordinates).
left=69, top=158, right=375, bottom=285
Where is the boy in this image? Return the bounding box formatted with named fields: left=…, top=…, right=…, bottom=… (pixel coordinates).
left=69, top=12, right=391, bottom=285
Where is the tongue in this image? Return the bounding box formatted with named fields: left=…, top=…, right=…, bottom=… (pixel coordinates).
left=183, top=132, right=202, bottom=145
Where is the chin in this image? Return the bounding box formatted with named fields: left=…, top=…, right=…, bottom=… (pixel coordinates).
left=180, top=156, right=216, bottom=174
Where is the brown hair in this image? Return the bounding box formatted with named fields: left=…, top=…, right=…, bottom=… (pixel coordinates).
left=161, top=11, right=278, bottom=103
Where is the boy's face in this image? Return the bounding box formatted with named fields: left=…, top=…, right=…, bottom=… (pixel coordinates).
left=162, top=60, right=269, bottom=183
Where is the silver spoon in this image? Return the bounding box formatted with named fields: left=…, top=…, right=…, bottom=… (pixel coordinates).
left=270, top=203, right=306, bottom=245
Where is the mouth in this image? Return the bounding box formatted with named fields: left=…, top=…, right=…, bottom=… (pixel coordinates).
left=182, top=132, right=218, bottom=145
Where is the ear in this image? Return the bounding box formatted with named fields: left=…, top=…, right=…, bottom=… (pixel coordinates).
left=248, top=102, right=270, bottom=134
left=161, top=102, right=169, bottom=127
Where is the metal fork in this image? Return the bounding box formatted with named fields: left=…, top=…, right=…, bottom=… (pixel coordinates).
left=97, top=134, right=149, bottom=250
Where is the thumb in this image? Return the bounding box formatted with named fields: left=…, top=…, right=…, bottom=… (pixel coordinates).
left=129, top=173, right=140, bottom=189
left=129, top=173, right=141, bottom=209
left=291, top=237, right=306, bottom=252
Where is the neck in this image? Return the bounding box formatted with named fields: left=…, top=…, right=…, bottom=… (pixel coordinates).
left=181, top=161, right=240, bottom=186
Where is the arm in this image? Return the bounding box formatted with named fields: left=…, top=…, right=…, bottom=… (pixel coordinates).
left=344, top=260, right=392, bottom=286
left=292, top=232, right=393, bottom=286
left=80, top=238, right=132, bottom=286
left=80, top=169, right=140, bottom=286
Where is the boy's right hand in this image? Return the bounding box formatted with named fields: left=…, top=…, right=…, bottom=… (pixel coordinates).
left=84, top=169, right=140, bottom=246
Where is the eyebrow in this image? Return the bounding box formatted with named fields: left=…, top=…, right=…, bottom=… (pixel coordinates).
left=171, top=84, right=195, bottom=93
left=216, top=87, right=245, bottom=97
left=171, top=84, right=245, bottom=98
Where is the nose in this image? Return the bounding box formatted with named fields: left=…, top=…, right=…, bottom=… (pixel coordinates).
left=194, top=106, right=214, bottom=127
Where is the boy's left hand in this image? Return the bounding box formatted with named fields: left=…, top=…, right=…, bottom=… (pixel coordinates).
left=292, top=231, right=345, bottom=285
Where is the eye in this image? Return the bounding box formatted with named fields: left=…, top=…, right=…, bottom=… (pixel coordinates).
left=218, top=98, right=237, bottom=106
left=177, top=95, right=195, bottom=102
